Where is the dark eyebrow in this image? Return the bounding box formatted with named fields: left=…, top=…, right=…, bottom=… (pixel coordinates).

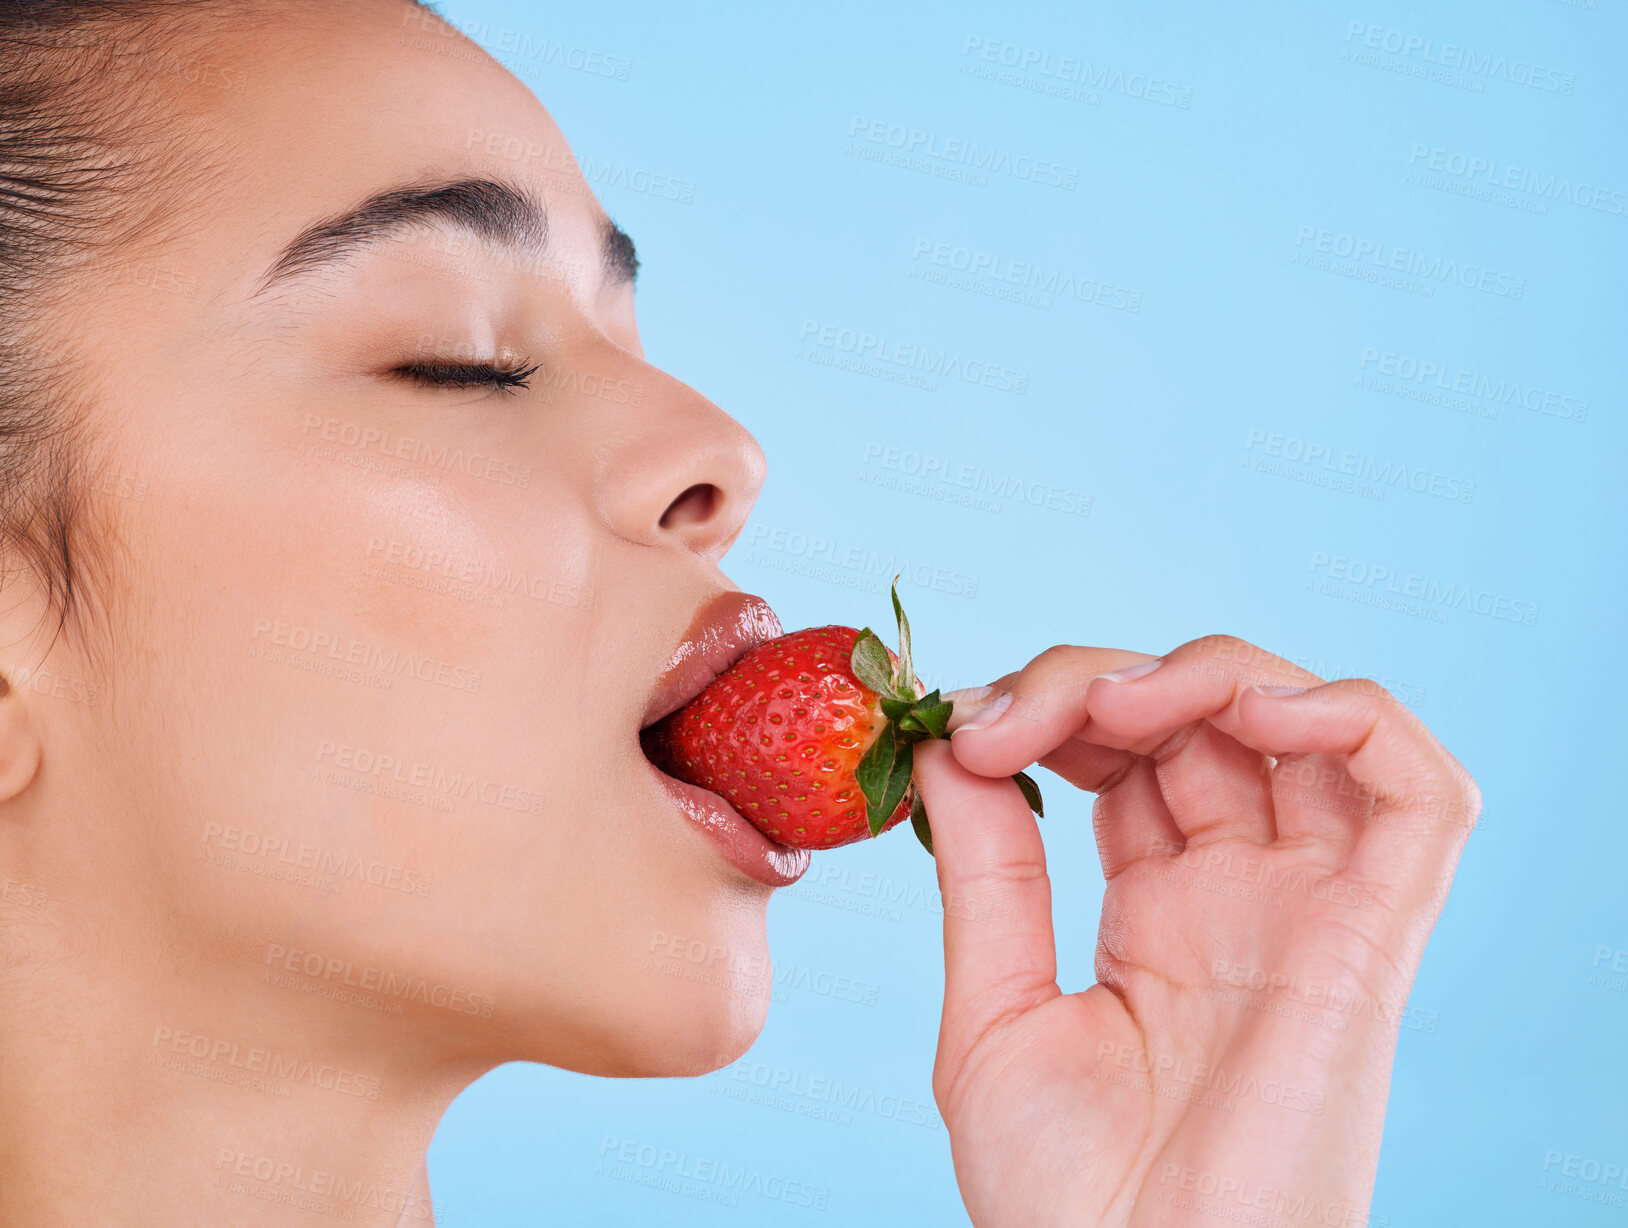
left=600, top=213, right=640, bottom=287
left=254, top=176, right=638, bottom=294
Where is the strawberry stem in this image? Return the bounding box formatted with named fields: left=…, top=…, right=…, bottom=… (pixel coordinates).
left=851, top=577, right=1043, bottom=853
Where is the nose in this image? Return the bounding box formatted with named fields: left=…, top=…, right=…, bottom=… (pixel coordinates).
left=596, top=362, right=766, bottom=561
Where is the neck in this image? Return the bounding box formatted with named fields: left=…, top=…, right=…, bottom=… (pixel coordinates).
left=0, top=889, right=486, bottom=1226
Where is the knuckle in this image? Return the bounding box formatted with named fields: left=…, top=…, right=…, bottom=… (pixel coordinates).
left=1450, top=764, right=1483, bottom=825
left=977, top=855, right=1050, bottom=891
left=1185, top=632, right=1247, bottom=660
left=1315, top=676, right=1400, bottom=717
left=1027, top=643, right=1090, bottom=674
left=1013, top=645, right=1114, bottom=720
left=1343, top=676, right=1399, bottom=707
left=1180, top=633, right=1282, bottom=675
left=930, top=1061, right=956, bottom=1111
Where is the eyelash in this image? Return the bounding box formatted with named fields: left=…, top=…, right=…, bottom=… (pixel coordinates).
left=395, top=358, right=541, bottom=395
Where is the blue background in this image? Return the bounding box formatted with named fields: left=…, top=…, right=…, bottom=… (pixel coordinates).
left=422, top=1, right=1627, bottom=1223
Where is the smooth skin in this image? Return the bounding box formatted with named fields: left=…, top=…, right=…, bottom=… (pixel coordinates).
left=0, top=1, right=1478, bottom=1224
left=917, top=638, right=1479, bottom=1227
left=0, top=3, right=778, bottom=1223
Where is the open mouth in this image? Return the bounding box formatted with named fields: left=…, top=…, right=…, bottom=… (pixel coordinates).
left=638, top=589, right=810, bottom=887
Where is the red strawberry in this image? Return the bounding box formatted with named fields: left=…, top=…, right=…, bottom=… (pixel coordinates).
left=641, top=579, right=1042, bottom=851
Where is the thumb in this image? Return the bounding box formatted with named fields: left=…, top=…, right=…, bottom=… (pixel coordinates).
left=913, top=740, right=1060, bottom=1080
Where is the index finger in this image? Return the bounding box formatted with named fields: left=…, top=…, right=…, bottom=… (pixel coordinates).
left=946, top=639, right=1314, bottom=780
left=940, top=646, right=1154, bottom=782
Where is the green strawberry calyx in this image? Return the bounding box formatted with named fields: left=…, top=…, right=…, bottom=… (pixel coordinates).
left=849, top=576, right=1044, bottom=855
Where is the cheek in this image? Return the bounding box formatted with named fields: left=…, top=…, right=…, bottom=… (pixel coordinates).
left=153, top=427, right=597, bottom=708
left=120, top=423, right=605, bottom=898
left=107, top=412, right=774, bottom=1064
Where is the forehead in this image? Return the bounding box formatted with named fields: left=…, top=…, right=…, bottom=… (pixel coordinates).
left=159, top=0, right=609, bottom=291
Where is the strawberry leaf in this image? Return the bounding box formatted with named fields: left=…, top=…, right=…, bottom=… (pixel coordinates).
left=910, top=699, right=953, bottom=738
left=889, top=576, right=916, bottom=694
left=856, top=720, right=896, bottom=816
left=850, top=629, right=895, bottom=696
left=869, top=740, right=914, bottom=836
left=910, top=793, right=933, bottom=854
left=1012, top=770, right=1044, bottom=818
left=879, top=695, right=915, bottom=723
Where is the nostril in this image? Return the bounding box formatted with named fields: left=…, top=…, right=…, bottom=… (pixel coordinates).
left=660, top=482, right=721, bottom=530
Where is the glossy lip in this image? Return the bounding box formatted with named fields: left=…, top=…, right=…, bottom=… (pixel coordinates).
left=639, top=590, right=785, bottom=729
left=643, top=763, right=811, bottom=887
left=639, top=589, right=811, bottom=887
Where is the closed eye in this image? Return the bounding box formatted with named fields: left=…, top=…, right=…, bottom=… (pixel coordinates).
left=394, top=359, right=541, bottom=394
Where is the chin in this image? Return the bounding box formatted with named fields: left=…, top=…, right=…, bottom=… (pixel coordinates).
left=605, top=925, right=778, bottom=1078
left=693, top=962, right=777, bottom=1072
left=490, top=898, right=777, bottom=1079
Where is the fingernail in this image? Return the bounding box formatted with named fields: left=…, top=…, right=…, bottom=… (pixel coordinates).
left=941, top=685, right=999, bottom=705
left=1252, top=684, right=1306, bottom=697
left=1096, top=658, right=1163, bottom=684
left=952, top=689, right=1013, bottom=734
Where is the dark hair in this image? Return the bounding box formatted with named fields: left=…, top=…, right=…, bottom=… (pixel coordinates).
left=0, top=0, right=216, bottom=659
left=0, top=0, right=441, bottom=662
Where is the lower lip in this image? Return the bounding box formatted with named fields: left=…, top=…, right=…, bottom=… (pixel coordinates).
left=644, top=761, right=811, bottom=887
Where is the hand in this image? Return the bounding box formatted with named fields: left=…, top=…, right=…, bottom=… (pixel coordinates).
left=912, top=635, right=1480, bottom=1228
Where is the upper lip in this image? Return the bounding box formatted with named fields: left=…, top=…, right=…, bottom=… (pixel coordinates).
left=639, top=589, right=783, bottom=730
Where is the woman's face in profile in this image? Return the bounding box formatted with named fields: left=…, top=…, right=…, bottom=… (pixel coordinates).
left=27, top=0, right=798, bottom=1076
